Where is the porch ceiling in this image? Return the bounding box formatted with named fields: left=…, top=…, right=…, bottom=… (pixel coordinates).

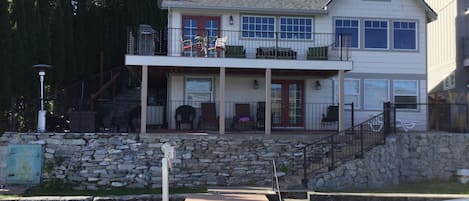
left=125, top=55, right=353, bottom=71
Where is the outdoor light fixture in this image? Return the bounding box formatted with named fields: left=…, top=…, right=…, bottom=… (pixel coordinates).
left=32, top=64, right=52, bottom=133
left=229, top=15, right=234, bottom=25
left=465, top=8, right=469, bottom=15
left=253, top=80, right=259, bottom=89
left=315, top=80, right=322, bottom=90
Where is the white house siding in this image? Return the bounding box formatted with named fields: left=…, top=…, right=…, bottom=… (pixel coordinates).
left=426, top=0, right=457, bottom=92
left=162, top=0, right=430, bottom=131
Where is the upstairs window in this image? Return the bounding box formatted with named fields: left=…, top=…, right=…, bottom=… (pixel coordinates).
left=364, top=20, right=388, bottom=49
left=242, top=16, right=275, bottom=39
left=280, top=17, right=313, bottom=39
left=393, top=21, right=417, bottom=50
left=335, top=19, right=359, bottom=48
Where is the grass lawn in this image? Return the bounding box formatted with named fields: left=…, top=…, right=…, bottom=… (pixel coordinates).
left=330, top=180, right=469, bottom=194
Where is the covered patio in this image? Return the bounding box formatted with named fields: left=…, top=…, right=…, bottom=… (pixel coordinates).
left=125, top=55, right=353, bottom=135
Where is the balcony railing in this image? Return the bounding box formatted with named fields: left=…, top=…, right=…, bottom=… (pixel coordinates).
left=127, top=25, right=351, bottom=61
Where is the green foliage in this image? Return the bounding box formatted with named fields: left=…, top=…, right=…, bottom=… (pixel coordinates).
left=0, top=0, right=167, bottom=128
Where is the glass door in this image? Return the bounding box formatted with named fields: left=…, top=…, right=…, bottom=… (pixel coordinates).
left=182, top=16, right=220, bottom=57
left=272, top=80, right=304, bottom=127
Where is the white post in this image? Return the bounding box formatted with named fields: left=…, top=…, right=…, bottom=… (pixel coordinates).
left=37, top=71, right=46, bottom=133
left=161, top=143, right=173, bottom=201
left=162, top=158, right=169, bottom=201
left=219, top=67, right=226, bottom=134
left=265, top=69, right=272, bottom=135
left=338, top=70, right=345, bottom=132
left=140, top=65, right=148, bottom=133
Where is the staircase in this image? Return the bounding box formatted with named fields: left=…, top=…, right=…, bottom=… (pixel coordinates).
left=275, top=111, right=392, bottom=197
left=95, top=87, right=141, bottom=132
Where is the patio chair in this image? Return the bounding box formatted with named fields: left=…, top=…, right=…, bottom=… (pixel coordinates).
left=198, top=102, right=218, bottom=130
left=307, top=46, right=328, bottom=60
left=175, top=105, right=196, bottom=130
left=208, top=37, right=227, bottom=57
left=321, top=105, right=338, bottom=130
left=232, top=103, right=255, bottom=130
left=225, top=45, right=245, bottom=58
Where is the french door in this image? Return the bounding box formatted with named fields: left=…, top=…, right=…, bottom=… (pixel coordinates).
left=271, top=80, right=304, bottom=127
left=182, top=16, right=221, bottom=57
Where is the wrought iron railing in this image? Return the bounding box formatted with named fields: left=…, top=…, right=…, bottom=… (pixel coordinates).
left=126, top=25, right=351, bottom=61
left=4, top=66, right=134, bottom=132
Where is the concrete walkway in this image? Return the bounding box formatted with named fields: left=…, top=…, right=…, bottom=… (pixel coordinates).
left=185, top=193, right=269, bottom=201
left=185, top=187, right=273, bottom=201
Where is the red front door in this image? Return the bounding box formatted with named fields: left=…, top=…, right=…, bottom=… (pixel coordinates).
left=271, top=80, right=304, bottom=127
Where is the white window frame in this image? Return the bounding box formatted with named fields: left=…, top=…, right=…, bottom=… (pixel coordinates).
left=364, top=79, right=390, bottom=110
left=364, top=19, right=389, bottom=50
left=279, top=16, right=314, bottom=40
left=393, top=80, right=419, bottom=109
left=241, top=15, right=276, bottom=39
left=334, top=79, right=360, bottom=109
left=392, top=20, right=418, bottom=50
left=334, top=18, right=360, bottom=49
left=185, top=77, right=214, bottom=107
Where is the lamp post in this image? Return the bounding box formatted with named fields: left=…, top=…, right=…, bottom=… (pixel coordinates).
left=33, top=64, right=52, bottom=133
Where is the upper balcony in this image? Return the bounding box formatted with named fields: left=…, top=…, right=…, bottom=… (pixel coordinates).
left=126, top=25, right=352, bottom=71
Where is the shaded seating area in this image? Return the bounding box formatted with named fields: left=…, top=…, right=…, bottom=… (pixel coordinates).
left=175, top=105, right=196, bottom=129
left=198, top=102, right=218, bottom=130
left=307, top=46, right=328, bottom=60
left=256, top=47, right=297, bottom=60
left=232, top=103, right=255, bottom=130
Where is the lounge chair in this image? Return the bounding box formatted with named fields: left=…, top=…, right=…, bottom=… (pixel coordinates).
left=175, top=105, right=196, bottom=129
left=198, top=102, right=218, bottom=130
left=232, top=103, right=255, bottom=130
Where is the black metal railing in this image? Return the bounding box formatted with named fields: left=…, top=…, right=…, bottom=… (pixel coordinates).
left=391, top=103, right=469, bottom=133
left=4, top=66, right=133, bottom=132
left=160, top=100, right=355, bottom=133
left=301, top=102, right=391, bottom=187
left=126, top=25, right=351, bottom=61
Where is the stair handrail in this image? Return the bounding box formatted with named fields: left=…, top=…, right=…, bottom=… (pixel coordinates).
left=302, top=112, right=389, bottom=186
left=272, top=159, right=283, bottom=201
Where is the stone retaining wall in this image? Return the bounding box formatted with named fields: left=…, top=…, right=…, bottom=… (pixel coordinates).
left=0, top=132, right=323, bottom=189
left=1, top=132, right=469, bottom=190
left=310, top=133, right=469, bottom=190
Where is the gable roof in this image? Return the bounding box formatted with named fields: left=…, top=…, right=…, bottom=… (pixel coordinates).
left=160, top=0, right=437, bottom=22
left=159, top=0, right=330, bottom=15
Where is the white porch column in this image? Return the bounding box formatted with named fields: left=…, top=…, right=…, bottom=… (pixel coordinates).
left=219, top=67, right=226, bottom=134
left=338, top=70, right=345, bottom=132
left=140, top=65, right=148, bottom=134
left=265, top=68, right=272, bottom=135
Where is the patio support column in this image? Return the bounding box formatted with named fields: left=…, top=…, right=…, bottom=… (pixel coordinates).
left=338, top=70, right=345, bottom=132
left=265, top=68, right=272, bottom=135
left=140, top=65, right=148, bottom=134
left=219, top=67, right=226, bottom=134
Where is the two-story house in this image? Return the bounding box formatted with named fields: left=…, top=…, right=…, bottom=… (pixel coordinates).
left=125, top=0, right=436, bottom=134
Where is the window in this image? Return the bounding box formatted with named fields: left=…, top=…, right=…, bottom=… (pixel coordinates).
left=364, top=20, right=388, bottom=49
left=393, top=21, right=417, bottom=50
left=185, top=77, right=213, bottom=107
left=280, top=17, right=313, bottom=39
left=393, top=80, right=418, bottom=109
left=443, top=72, right=456, bottom=90
left=335, top=18, right=359, bottom=48
left=364, top=79, right=389, bottom=109
left=334, top=79, right=360, bottom=108
left=242, top=16, right=275, bottom=39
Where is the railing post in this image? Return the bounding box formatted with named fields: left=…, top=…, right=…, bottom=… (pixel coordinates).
left=302, top=146, right=308, bottom=188
left=351, top=102, right=355, bottom=134
left=383, top=102, right=391, bottom=135
left=339, top=34, right=343, bottom=61
left=360, top=124, right=364, bottom=158
left=275, top=32, right=279, bottom=59
left=329, top=136, right=334, bottom=170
